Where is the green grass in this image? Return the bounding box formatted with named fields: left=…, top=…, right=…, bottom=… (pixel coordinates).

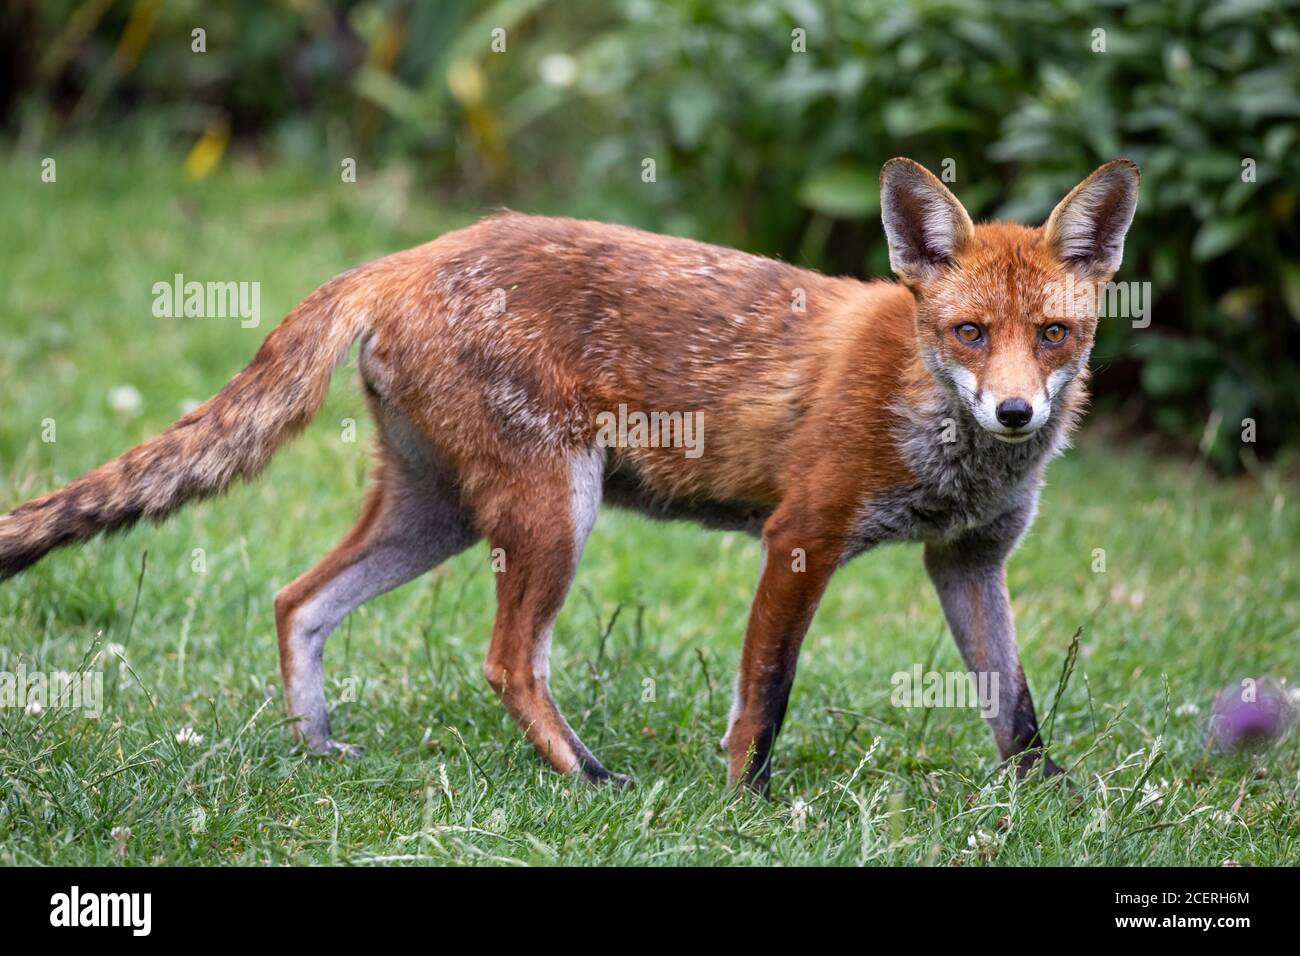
left=1, top=146, right=1298, bottom=866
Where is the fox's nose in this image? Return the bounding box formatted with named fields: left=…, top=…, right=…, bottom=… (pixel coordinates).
left=995, top=398, right=1033, bottom=428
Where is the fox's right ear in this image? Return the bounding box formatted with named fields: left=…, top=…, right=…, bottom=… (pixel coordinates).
left=1044, top=159, right=1139, bottom=280
left=880, top=158, right=975, bottom=286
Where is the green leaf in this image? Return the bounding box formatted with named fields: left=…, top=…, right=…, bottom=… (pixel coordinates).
left=1191, top=217, right=1253, bottom=261
left=797, top=166, right=879, bottom=219
left=1134, top=336, right=1222, bottom=397
left=1281, top=261, right=1300, bottom=323
left=354, top=68, right=428, bottom=123
left=666, top=84, right=718, bottom=149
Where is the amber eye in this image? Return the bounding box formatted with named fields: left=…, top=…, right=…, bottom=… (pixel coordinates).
left=954, top=323, right=983, bottom=344
left=1042, top=323, right=1068, bottom=345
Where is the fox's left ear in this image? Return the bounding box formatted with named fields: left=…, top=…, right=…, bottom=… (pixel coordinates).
left=1044, top=159, right=1140, bottom=280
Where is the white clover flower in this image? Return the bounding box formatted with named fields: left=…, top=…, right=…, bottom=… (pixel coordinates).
left=1137, top=778, right=1169, bottom=810
left=108, top=385, right=143, bottom=415
left=111, top=826, right=130, bottom=858
left=790, top=798, right=808, bottom=833
left=175, top=726, right=204, bottom=746
left=25, top=700, right=43, bottom=717
left=538, top=53, right=578, bottom=88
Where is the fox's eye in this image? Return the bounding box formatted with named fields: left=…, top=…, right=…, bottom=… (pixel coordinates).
left=1042, top=323, right=1068, bottom=345
left=954, top=323, right=983, bottom=344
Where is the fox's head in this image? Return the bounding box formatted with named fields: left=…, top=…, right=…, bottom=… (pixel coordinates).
left=880, top=157, right=1139, bottom=443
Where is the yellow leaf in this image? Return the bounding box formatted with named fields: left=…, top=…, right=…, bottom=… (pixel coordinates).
left=183, top=121, right=230, bottom=181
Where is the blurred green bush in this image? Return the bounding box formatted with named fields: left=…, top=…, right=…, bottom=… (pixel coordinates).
left=4, top=0, right=1298, bottom=468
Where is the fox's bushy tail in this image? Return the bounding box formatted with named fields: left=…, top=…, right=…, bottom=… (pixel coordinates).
left=0, top=272, right=371, bottom=579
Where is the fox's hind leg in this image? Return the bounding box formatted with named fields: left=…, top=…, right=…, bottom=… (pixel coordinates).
left=476, top=447, right=623, bottom=784
left=274, top=446, right=476, bottom=755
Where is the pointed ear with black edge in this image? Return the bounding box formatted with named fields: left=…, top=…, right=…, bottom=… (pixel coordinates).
left=1043, top=159, right=1140, bottom=282
left=880, top=157, right=975, bottom=287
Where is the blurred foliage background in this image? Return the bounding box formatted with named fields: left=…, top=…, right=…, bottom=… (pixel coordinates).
left=2, top=0, right=1298, bottom=470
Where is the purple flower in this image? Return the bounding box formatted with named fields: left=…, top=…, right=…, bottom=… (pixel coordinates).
left=1207, top=678, right=1293, bottom=751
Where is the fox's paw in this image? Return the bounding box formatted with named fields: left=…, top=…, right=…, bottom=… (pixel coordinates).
left=312, top=739, right=363, bottom=760
left=577, top=763, right=632, bottom=790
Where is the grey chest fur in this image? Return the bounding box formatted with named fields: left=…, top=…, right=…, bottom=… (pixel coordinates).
left=845, top=399, right=1069, bottom=559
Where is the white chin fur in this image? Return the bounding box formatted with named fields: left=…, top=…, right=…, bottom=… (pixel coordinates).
left=947, top=368, right=1044, bottom=444
left=989, top=430, right=1035, bottom=444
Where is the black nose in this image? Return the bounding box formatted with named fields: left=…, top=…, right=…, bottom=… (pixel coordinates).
left=996, top=398, right=1033, bottom=428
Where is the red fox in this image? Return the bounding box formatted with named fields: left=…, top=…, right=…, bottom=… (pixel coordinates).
left=0, top=158, right=1137, bottom=790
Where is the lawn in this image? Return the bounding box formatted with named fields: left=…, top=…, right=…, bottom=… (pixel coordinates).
left=1, top=146, right=1297, bottom=866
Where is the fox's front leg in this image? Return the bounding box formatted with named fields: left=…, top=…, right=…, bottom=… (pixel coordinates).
left=922, top=507, right=1062, bottom=777
left=724, top=506, right=843, bottom=791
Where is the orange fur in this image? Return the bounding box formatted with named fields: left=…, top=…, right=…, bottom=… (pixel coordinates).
left=0, top=158, right=1139, bottom=790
